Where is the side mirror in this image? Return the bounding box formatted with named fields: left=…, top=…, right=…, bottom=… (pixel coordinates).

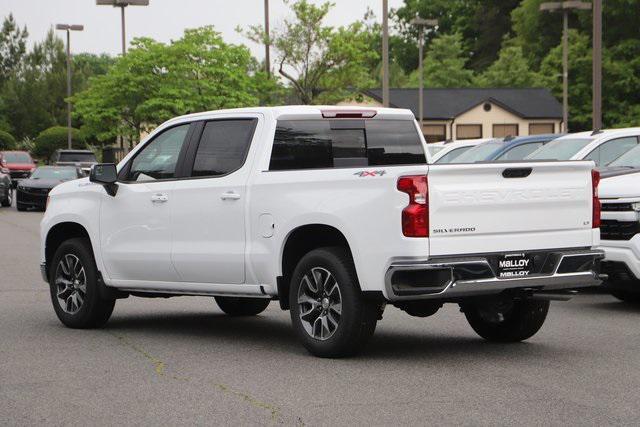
left=90, top=163, right=118, bottom=196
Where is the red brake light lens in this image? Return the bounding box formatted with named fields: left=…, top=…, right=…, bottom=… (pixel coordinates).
left=321, top=109, right=377, bottom=119
left=397, top=175, right=429, bottom=237
left=591, top=169, right=601, bottom=229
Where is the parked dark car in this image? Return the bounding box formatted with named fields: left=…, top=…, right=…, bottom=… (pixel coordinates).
left=452, top=134, right=562, bottom=163
left=0, top=170, right=11, bottom=207
left=0, top=151, right=36, bottom=187
left=50, top=149, right=98, bottom=175
left=16, top=166, right=81, bottom=211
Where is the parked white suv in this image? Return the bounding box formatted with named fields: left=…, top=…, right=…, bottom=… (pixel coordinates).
left=597, top=146, right=640, bottom=303
left=40, top=106, right=603, bottom=357
left=527, top=128, right=640, bottom=166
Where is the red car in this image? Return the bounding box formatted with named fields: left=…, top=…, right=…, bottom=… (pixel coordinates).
left=0, top=151, right=36, bottom=188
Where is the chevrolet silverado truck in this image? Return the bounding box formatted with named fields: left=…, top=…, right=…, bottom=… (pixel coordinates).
left=597, top=148, right=640, bottom=303
left=40, top=106, right=604, bottom=358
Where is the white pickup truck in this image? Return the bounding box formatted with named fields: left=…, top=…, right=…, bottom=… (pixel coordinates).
left=40, top=106, right=603, bottom=357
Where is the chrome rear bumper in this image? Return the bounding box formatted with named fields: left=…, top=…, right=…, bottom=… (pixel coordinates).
left=385, top=249, right=604, bottom=301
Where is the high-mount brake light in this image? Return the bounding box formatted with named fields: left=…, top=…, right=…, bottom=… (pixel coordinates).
left=591, top=169, right=601, bottom=229
left=397, top=175, right=429, bottom=237
left=321, top=110, right=377, bottom=119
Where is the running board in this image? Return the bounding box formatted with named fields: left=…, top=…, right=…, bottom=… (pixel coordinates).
left=109, top=280, right=275, bottom=298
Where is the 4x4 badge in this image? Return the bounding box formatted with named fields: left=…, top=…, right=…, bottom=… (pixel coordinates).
left=354, top=170, right=386, bottom=177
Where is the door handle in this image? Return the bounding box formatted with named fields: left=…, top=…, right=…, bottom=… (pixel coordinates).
left=151, top=193, right=168, bottom=203
left=220, top=191, right=241, bottom=201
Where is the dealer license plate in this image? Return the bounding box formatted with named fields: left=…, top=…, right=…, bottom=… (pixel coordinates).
left=497, top=253, right=533, bottom=278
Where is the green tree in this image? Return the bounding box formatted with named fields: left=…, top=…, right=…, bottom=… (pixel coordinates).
left=538, top=30, right=592, bottom=131
left=406, top=33, right=474, bottom=88
left=74, top=27, right=267, bottom=146
left=33, top=126, right=85, bottom=160
left=0, top=14, right=28, bottom=86
left=242, top=0, right=378, bottom=104
left=0, top=129, right=15, bottom=149
left=393, top=0, right=521, bottom=71
left=476, top=44, right=539, bottom=88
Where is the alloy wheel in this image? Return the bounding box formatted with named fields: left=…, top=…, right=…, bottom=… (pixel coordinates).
left=55, top=254, right=87, bottom=314
left=297, top=267, right=342, bottom=341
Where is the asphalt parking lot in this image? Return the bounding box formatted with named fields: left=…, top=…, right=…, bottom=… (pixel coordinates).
left=1, top=201, right=639, bottom=426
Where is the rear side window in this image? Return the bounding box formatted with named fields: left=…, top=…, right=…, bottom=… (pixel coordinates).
left=191, top=119, right=257, bottom=177
left=584, top=136, right=639, bottom=166
left=269, top=120, right=425, bottom=170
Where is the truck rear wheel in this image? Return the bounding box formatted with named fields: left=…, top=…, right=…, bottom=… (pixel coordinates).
left=215, top=296, right=271, bottom=316
left=289, top=247, right=378, bottom=358
left=462, top=298, right=549, bottom=343
left=49, top=238, right=115, bottom=329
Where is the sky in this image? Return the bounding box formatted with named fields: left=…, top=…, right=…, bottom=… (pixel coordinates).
left=0, top=0, right=405, bottom=59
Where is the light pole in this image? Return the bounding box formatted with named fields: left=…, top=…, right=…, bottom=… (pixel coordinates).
left=96, top=0, right=150, bottom=55
left=592, top=0, right=602, bottom=130
left=55, top=24, right=84, bottom=149
left=540, top=1, right=591, bottom=133
left=264, top=0, right=270, bottom=78
left=410, top=16, right=438, bottom=131
left=382, top=0, right=389, bottom=107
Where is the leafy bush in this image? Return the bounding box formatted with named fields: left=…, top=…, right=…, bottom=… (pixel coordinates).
left=33, top=126, right=86, bottom=161
left=0, top=130, right=16, bottom=150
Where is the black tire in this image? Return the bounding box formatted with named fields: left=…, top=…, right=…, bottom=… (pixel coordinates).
left=610, top=289, right=640, bottom=304
left=49, top=237, right=115, bottom=329
left=1, top=189, right=11, bottom=207
left=289, top=247, right=378, bottom=358
left=462, top=298, right=550, bottom=343
left=215, top=296, right=270, bottom=316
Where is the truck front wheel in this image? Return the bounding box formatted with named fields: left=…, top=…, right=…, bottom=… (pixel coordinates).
left=289, top=247, right=378, bottom=358
left=461, top=298, right=549, bottom=343
left=49, top=238, right=115, bottom=328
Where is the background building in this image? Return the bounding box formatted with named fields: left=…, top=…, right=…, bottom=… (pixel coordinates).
left=362, top=88, right=563, bottom=143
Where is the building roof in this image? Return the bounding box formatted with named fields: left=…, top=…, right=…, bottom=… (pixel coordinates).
left=364, top=88, right=562, bottom=120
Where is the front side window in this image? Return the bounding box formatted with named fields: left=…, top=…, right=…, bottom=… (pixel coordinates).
left=584, top=137, right=639, bottom=166
left=269, top=120, right=425, bottom=170
left=191, top=119, right=257, bottom=177
left=496, top=143, right=544, bottom=161
left=128, top=124, right=190, bottom=182
left=609, top=144, right=640, bottom=168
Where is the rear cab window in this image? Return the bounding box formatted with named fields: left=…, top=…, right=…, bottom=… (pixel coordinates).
left=269, top=120, right=426, bottom=170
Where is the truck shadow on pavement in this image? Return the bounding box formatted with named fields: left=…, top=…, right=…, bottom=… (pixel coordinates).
left=103, top=311, right=561, bottom=361
left=579, top=301, right=640, bottom=314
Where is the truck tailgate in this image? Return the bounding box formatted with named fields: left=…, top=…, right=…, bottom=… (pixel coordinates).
left=427, top=161, right=596, bottom=256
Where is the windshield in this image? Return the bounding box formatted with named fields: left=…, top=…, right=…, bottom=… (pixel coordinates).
left=3, top=152, right=32, bottom=163
left=452, top=142, right=504, bottom=163
left=609, top=144, right=640, bottom=168
left=527, top=138, right=593, bottom=160
left=435, top=146, right=473, bottom=163
left=427, top=145, right=445, bottom=157
left=58, top=152, right=97, bottom=163
left=31, top=168, right=78, bottom=180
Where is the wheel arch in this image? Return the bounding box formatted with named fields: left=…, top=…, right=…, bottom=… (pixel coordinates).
left=277, top=223, right=357, bottom=310
left=45, top=222, right=91, bottom=273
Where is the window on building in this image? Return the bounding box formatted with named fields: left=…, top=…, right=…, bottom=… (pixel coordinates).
left=493, top=124, right=518, bottom=138
left=269, top=120, right=426, bottom=170
left=456, top=124, right=482, bottom=140
left=191, top=119, right=257, bottom=177
left=422, top=124, right=446, bottom=143
left=529, top=123, right=555, bottom=135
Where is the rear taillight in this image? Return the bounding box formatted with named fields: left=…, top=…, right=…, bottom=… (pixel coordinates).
left=397, top=175, right=429, bottom=237
left=592, top=169, right=601, bottom=229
